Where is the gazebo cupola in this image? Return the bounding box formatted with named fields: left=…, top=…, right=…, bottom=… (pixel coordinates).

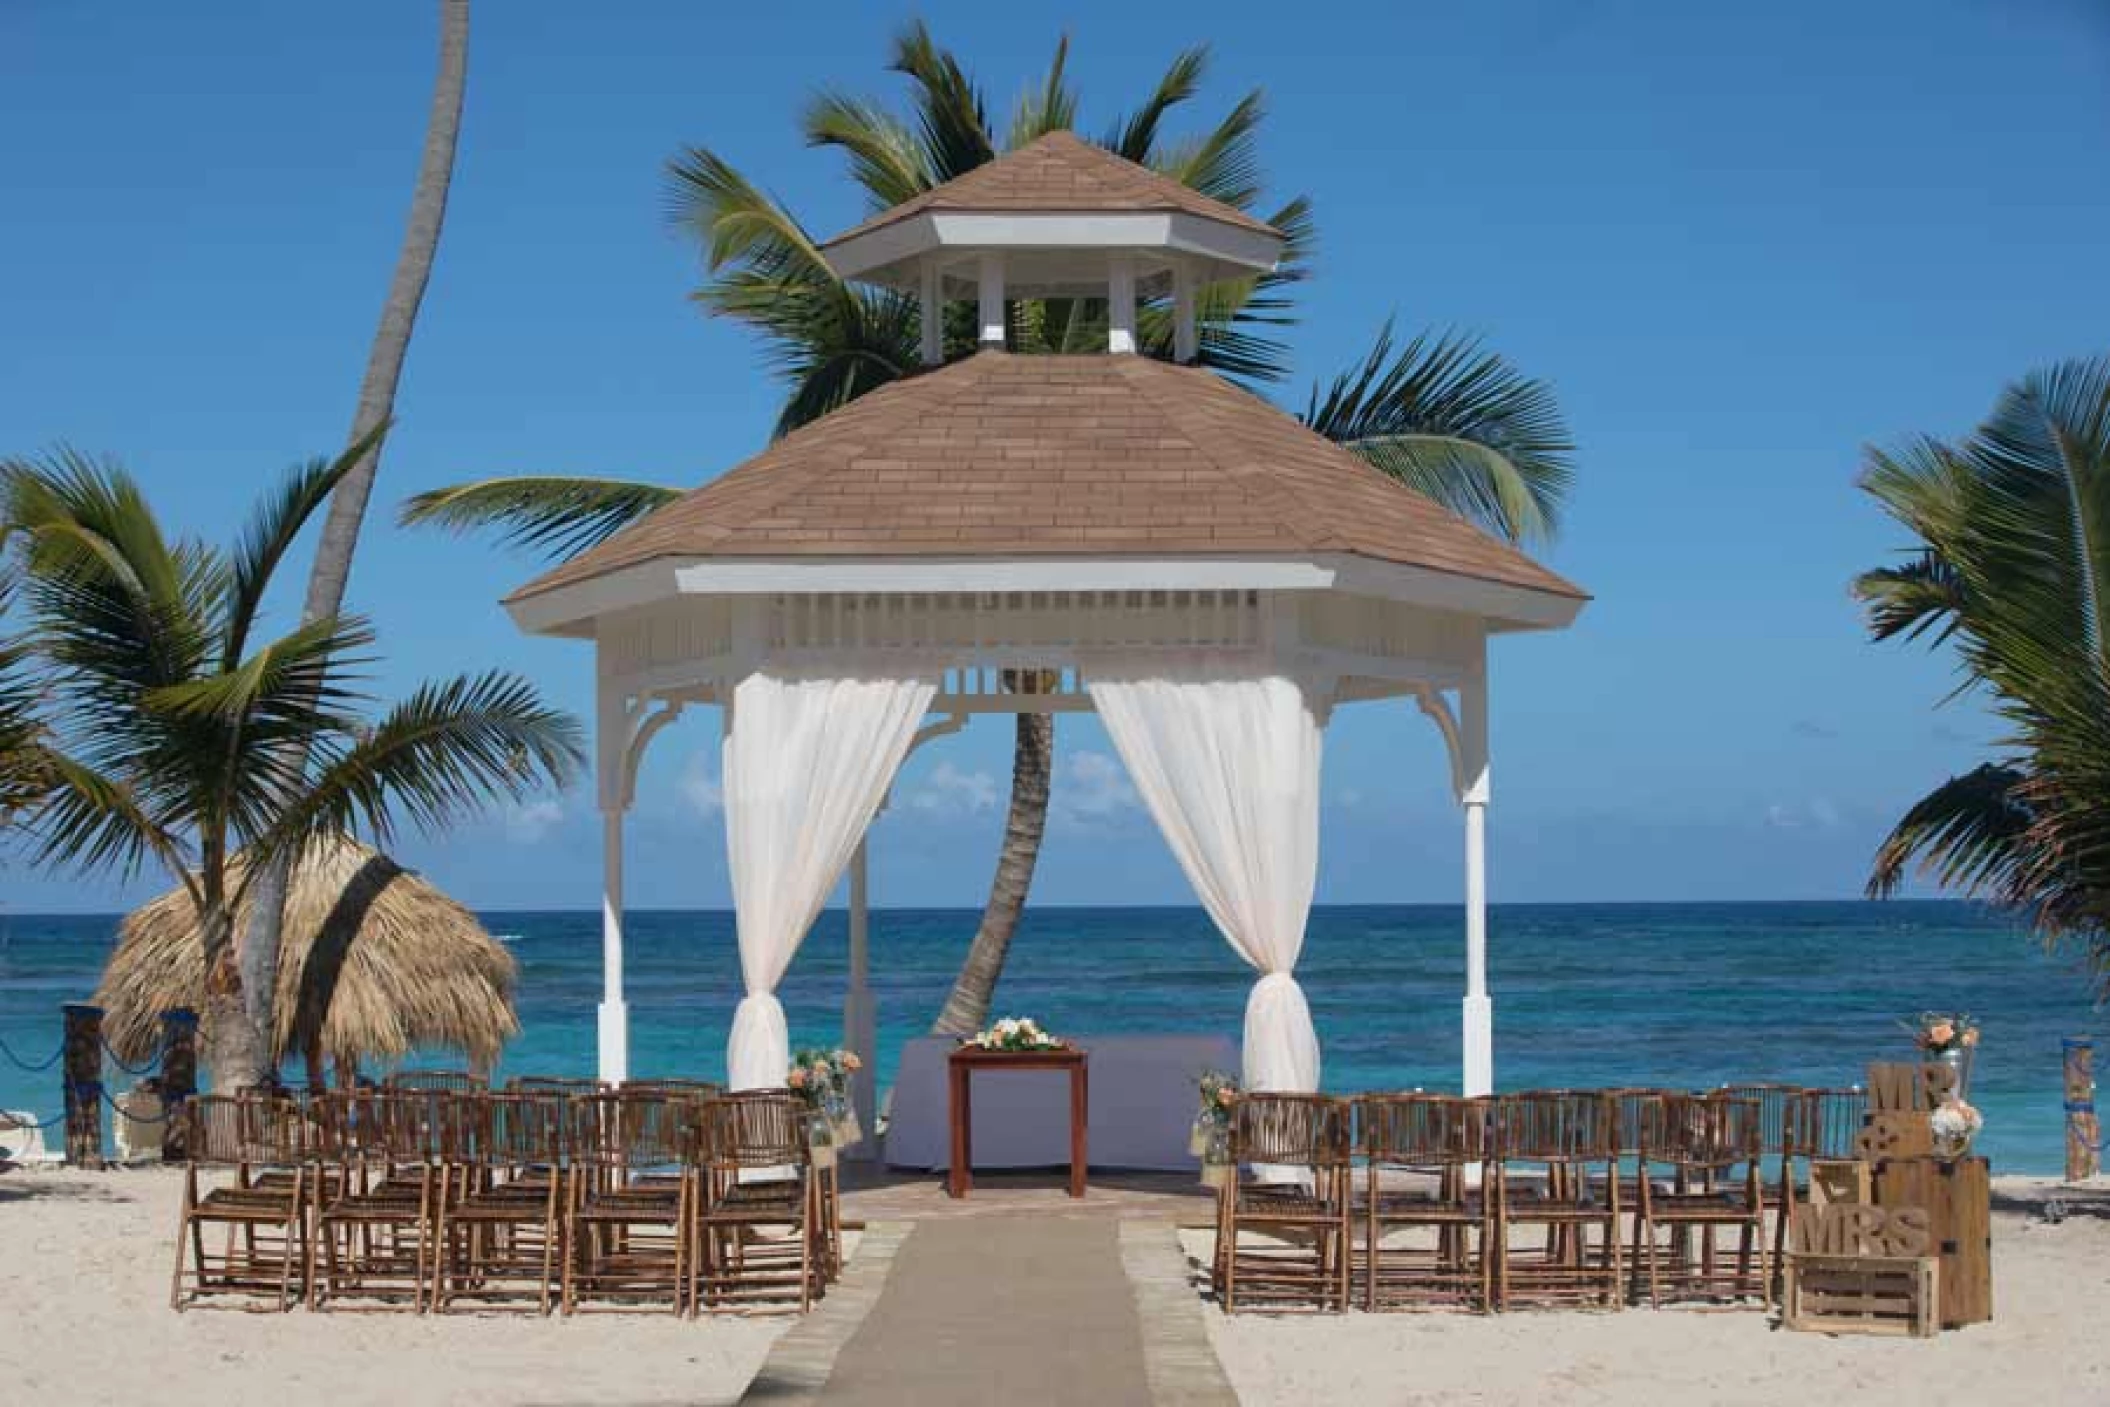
left=819, top=130, right=1285, bottom=363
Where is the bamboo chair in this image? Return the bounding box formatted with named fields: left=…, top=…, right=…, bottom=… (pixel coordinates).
left=1633, top=1093, right=1770, bottom=1307
left=562, top=1091, right=693, bottom=1314
left=693, top=1091, right=822, bottom=1315
left=1775, top=1086, right=1867, bottom=1281
left=1214, top=1094, right=1353, bottom=1314
left=168, top=1095, right=313, bottom=1312
left=310, top=1090, right=466, bottom=1311
left=1490, top=1091, right=1623, bottom=1310
left=1720, top=1082, right=1803, bottom=1292
left=1355, top=1094, right=1493, bottom=1311
left=506, top=1075, right=605, bottom=1094
left=431, top=1093, right=570, bottom=1313
left=384, top=1068, right=487, bottom=1095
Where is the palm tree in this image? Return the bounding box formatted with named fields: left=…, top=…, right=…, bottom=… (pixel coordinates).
left=0, top=569, right=48, bottom=824
left=404, top=25, right=1575, bottom=1036
left=1856, top=354, right=2110, bottom=991
left=1, top=445, right=581, bottom=1087
left=242, top=0, right=473, bottom=1042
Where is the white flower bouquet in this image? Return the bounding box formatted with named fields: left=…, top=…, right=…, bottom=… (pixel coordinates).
left=964, top=1016, right=1066, bottom=1052
left=1930, top=1098, right=1983, bottom=1159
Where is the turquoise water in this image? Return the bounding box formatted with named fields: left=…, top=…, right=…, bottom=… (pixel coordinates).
left=3, top=901, right=2103, bottom=1173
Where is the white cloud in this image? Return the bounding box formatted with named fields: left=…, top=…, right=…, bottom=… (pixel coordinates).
left=1765, top=799, right=1843, bottom=831
left=681, top=752, right=723, bottom=817
left=1052, top=749, right=1139, bottom=828
left=907, top=761, right=1001, bottom=816
left=504, top=799, right=564, bottom=844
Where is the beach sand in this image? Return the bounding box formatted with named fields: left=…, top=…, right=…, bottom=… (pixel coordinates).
left=0, top=1165, right=785, bottom=1407
left=6, top=1165, right=2110, bottom=1405
left=1191, top=1177, right=2110, bottom=1407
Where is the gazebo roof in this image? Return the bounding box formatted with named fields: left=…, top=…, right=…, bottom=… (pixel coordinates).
left=510, top=352, right=1584, bottom=631
left=821, top=130, right=1281, bottom=248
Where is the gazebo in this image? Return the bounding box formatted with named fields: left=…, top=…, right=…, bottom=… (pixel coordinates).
left=505, top=131, right=1586, bottom=1124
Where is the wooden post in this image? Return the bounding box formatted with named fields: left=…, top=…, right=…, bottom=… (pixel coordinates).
left=158, top=1008, right=198, bottom=1163
left=61, top=1003, right=104, bottom=1169
left=2065, top=1037, right=2099, bottom=1183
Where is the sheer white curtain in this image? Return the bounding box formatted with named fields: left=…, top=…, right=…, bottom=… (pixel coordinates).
left=1085, top=663, right=1326, bottom=1095
left=723, top=667, right=937, bottom=1090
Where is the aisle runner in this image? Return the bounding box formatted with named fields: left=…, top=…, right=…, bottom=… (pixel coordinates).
left=809, top=1218, right=1156, bottom=1406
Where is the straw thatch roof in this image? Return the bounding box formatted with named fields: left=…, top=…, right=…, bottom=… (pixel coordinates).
left=96, top=836, right=517, bottom=1073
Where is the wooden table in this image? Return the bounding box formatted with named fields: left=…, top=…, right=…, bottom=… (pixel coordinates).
left=946, top=1045, right=1089, bottom=1199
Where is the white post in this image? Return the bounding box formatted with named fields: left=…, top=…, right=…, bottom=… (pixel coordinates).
left=842, top=837, right=878, bottom=1159
left=919, top=259, right=943, bottom=366
left=599, top=806, right=629, bottom=1086
left=977, top=252, right=1006, bottom=349
left=1108, top=255, right=1137, bottom=355
left=1460, top=656, right=1492, bottom=1097
left=1172, top=262, right=1198, bottom=363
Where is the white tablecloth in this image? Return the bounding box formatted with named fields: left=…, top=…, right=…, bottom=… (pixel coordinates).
left=883, top=1033, right=1239, bottom=1172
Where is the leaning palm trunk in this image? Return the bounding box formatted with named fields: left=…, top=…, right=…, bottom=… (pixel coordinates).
left=932, top=686, right=1054, bottom=1035
left=200, top=903, right=267, bottom=1091
left=236, top=0, right=471, bottom=1087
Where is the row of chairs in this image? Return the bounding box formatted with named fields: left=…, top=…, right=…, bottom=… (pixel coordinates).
left=170, top=1075, right=842, bottom=1317
left=1213, top=1083, right=1865, bottom=1314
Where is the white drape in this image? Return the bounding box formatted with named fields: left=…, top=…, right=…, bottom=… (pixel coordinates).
left=1085, top=665, right=1326, bottom=1095
left=723, top=668, right=937, bottom=1091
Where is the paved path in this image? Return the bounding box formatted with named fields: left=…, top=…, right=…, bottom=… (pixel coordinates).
left=741, top=1209, right=1234, bottom=1406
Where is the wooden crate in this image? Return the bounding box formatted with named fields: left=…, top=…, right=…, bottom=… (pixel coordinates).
left=1783, top=1253, right=1939, bottom=1338
left=1871, top=1156, right=1992, bottom=1328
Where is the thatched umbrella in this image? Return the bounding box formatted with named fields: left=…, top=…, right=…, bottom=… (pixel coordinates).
left=96, top=836, right=517, bottom=1083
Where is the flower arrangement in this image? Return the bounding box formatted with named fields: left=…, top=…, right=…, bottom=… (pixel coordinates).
left=1189, top=1069, right=1240, bottom=1181
left=786, top=1046, right=862, bottom=1107
left=1931, top=1098, right=1984, bottom=1159
left=964, top=1016, right=1066, bottom=1052
left=1906, top=1011, right=1981, bottom=1055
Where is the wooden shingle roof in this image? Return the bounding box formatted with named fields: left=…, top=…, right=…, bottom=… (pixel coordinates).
left=820, top=130, right=1282, bottom=247
left=511, top=353, right=1583, bottom=607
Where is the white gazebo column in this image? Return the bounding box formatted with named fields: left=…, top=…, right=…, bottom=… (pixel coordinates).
left=1460, top=658, right=1492, bottom=1097
left=977, top=252, right=1005, bottom=349
left=919, top=259, right=943, bottom=366
left=1108, top=255, right=1137, bottom=354
left=599, top=806, right=629, bottom=1084
left=1172, top=262, right=1198, bottom=363
left=841, top=837, right=878, bottom=1158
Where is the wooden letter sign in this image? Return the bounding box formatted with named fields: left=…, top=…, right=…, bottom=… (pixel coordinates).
left=1791, top=1203, right=1934, bottom=1258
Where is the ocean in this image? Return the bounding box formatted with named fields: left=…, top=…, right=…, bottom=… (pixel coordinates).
left=2, top=900, right=2102, bottom=1174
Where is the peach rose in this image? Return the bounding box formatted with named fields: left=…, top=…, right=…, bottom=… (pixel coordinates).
left=1961, top=1027, right=1980, bottom=1048
left=787, top=1067, right=807, bottom=1089
left=1927, top=1021, right=1955, bottom=1047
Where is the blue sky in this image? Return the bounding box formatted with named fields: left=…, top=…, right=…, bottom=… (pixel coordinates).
left=3, top=1, right=2107, bottom=913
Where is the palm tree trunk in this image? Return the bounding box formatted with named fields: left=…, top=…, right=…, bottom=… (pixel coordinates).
left=239, top=0, right=470, bottom=1039
left=930, top=705, right=1054, bottom=1036
left=201, top=906, right=268, bottom=1090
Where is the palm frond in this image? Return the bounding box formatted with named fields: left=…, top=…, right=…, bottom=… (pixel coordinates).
left=663, top=146, right=836, bottom=284
left=1854, top=549, right=1966, bottom=645
left=1149, top=88, right=1265, bottom=208
left=1302, top=322, right=1575, bottom=543
left=1005, top=34, right=1077, bottom=150
left=400, top=477, right=681, bottom=561
left=1103, top=46, right=1207, bottom=161
left=23, top=746, right=192, bottom=889
left=222, top=424, right=387, bottom=670
left=257, top=671, right=583, bottom=875
left=888, top=19, right=995, bottom=181
left=802, top=91, right=931, bottom=210
left=1868, top=764, right=2036, bottom=901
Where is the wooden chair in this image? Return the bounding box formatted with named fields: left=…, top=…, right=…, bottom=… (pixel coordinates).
left=1490, top=1091, right=1622, bottom=1310
left=384, top=1068, right=487, bottom=1095
left=431, top=1092, right=570, bottom=1313
left=1214, top=1094, right=1353, bottom=1314
left=1633, top=1092, right=1770, bottom=1307
left=1776, top=1087, right=1868, bottom=1280
left=310, top=1090, right=466, bottom=1311
left=693, top=1091, right=822, bottom=1315
left=562, top=1091, right=692, bottom=1314
left=168, top=1094, right=313, bottom=1311
left=506, top=1075, right=604, bottom=1094
left=1355, top=1094, right=1493, bottom=1311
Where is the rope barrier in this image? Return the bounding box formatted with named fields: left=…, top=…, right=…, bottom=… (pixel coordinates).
left=100, top=1036, right=171, bottom=1078
left=0, top=1109, right=69, bottom=1131
left=0, top=1034, right=63, bottom=1073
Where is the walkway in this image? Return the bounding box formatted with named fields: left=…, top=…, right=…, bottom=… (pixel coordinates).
left=741, top=1172, right=1235, bottom=1406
